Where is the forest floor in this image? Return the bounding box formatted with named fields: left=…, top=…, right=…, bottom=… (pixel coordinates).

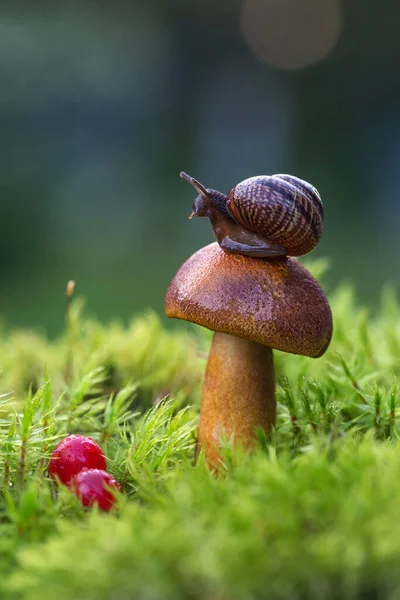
left=1, top=260, right=400, bottom=600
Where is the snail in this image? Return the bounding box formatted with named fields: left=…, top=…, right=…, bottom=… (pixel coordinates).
left=180, top=171, right=324, bottom=258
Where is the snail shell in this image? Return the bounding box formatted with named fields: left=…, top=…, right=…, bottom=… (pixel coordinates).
left=180, top=172, right=324, bottom=258
left=227, top=175, right=323, bottom=257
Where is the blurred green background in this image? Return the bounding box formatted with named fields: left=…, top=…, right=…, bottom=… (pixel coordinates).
left=0, top=0, right=398, bottom=335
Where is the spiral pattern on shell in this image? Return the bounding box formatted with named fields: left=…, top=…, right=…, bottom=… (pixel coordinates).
left=226, top=174, right=324, bottom=257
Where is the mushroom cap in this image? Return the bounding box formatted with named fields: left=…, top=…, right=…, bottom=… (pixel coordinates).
left=165, top=243, right=332, bottom=358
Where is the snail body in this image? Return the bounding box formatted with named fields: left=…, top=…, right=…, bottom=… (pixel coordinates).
left=180, top=172, right=324, bottom=258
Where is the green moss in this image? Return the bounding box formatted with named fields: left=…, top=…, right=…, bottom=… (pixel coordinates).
left=1, top=262, right=400, bottom=599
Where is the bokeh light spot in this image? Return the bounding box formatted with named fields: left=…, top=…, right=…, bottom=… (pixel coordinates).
left=241, top=0, right=342, bottom=70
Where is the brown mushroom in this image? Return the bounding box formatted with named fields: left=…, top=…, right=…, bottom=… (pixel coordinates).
left=165, top=242, right=332, bottom=468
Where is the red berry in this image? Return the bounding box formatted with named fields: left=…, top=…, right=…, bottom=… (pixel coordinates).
left=48, top=434, right=106, bottom=485
left=70, top=469, right=121, bottom=511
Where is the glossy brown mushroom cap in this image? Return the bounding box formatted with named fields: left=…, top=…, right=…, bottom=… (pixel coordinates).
left=165, top=242, right=332, bottom=357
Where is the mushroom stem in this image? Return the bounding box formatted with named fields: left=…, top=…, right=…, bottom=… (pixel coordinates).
left=198, top=332, right=275, bottom=469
